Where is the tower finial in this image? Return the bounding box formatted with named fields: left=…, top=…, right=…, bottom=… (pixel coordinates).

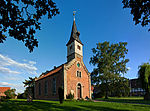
left=73, top=11, right=76, bottom=21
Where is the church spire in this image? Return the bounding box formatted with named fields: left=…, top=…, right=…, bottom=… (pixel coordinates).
left=66, top=12, right=83, bottom=46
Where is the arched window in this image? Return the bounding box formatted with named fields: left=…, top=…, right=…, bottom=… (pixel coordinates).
left=52, top=77, right=56, bottom=95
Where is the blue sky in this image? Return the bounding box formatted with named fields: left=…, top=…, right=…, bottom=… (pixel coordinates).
left=0, top=0, right=150, bottom=93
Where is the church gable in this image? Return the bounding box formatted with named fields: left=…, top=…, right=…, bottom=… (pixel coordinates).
left=65, top=60, right=90, bottom=99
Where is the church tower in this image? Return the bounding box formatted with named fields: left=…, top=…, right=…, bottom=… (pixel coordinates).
left=66, top=16, right=83, bottom=62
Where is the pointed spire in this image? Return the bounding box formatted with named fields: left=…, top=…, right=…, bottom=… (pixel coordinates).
left=66, top=12, right=83, bottom=46
left=73, top=11, right=76, bottom=21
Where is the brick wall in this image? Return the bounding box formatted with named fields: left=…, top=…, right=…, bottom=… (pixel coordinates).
left=35, top=67, right=64, bottom=100
left=66, top=58, right=90, bottom=99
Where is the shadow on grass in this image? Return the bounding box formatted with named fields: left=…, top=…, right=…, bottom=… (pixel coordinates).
left=0, top=100, right=83, bottom=111
left=77, top=104, right=129, bottom=111
left=96, top=98, right=150, bottom=105
left=0, top=100, right=130, bottom=111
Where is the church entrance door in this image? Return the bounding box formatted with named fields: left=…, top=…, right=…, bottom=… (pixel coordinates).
left=77, top=83, right=81, bottom=99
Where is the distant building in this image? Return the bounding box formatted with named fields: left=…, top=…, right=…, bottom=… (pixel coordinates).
left=34, top=17, right=91, bottom=100
left=0, top=87, right=10, bottom=97
left=129, top=78, right=145, bottom=96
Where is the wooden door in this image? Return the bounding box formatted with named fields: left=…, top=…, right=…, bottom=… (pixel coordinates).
left=77, top=84, right=81, bottom=99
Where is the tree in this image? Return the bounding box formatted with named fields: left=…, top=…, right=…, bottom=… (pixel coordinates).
left=110, top=77, right=130, bottom=97
left=122, top=0, right=150, bottom=31
left=0, top=0, right=59, bottom=52
left=23, top=77, right=37, bottom=102
left=90, top=41, right=129, bottom=99
left=138, top=63, right=150, bottom=100
left=4, top=89, right=16, bottom=99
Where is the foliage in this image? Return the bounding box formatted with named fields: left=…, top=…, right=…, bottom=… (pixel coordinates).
left=93, top=77, right=130, bottom=98
left=23, top=77, right=37, bottom=101
left=0, top=99, right=150, bottom=111
left=110, top=77, right=130, bottom=97
left=17, top=93, right=27, bottom=99
left=90, top=41, right=129, bottom=99
left=0, top=0, right=59, bottom=52
left=58, top=87, right=64, bottom=104
left=4, top=89, right=16, bottom=99
left=122, top=0, right=150, bottom=31
left=66, top=92, right=74, bottom=100
left=0, top=96, right=7, bottom=102
left=138, top=63, right=150, bottom=100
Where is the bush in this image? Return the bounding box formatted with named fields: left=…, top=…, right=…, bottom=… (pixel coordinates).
left=66, top=93, right=74, bottom=100
left=58, top=87, right=64, bottom=104
left=0, top=96, right=7, bottom=102
left=93, top=92, right=105, bottom=99
left=17, top=93, right=27, bottom=99
left=4, top=89, right=16, bottom=99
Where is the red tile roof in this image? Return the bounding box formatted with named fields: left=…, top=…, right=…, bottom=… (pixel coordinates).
left=0, top=87, right=10, bottom=96
left=37, top=66, right=63, bottom=81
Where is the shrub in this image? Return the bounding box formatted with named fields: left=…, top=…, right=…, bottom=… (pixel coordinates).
left=66, top=92, right=74, bottom=100
left=58, top=87, right=64, bottom=104
left=4, top=89, right=16, bottom=99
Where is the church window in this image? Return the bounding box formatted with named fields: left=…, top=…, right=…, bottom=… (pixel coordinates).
left=39, top=83, right=41, bottom=95
left=52, top=77, right=56, bottom=95
left=77, top=45, right=81, bottom=50
left=77, top=71, right=81, bottom=78
left=45, top=80, right=48, bottom=95
left=77, top=63, right=80, bottom=67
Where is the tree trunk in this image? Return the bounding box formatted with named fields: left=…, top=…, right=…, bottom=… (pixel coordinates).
left=105, top=81, right=108, bottom=99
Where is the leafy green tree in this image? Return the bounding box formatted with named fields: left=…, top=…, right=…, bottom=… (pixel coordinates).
left=23, top=77, right=37, bottom=102
left=0, top=0, right=59, bottom=52
left=90, top=41, right=129, bottom=99
left=4, top=89, right=16, bottom=99
left=138, top=63, right=150, bottom=100
left=122, top=0, right=150, bottom=31
left=110, top=77, right=130, bottom=97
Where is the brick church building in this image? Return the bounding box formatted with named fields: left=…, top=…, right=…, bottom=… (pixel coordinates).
left=35, top=18, right=91, bottom=100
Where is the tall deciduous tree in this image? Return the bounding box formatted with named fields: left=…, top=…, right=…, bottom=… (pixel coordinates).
left=122, top=0, right=150, bottom=31
left=90, top=42, right=129, bottom=99
left=0, top=0, right=59, bottom=52
left=138, top=63, right=150, bottom=100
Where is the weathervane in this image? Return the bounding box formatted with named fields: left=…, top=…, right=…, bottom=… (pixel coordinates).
left=73, top=11, right=76, bottom=21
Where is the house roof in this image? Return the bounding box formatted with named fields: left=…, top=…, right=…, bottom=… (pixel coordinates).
left=66, top=19, right=83, bottom=46
left=0, top=87, right=10, bottom=96
left=36, top=65, right=63, bottom=81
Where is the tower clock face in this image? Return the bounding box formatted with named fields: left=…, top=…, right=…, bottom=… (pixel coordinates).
left=77, top=63, right=80, bottom=67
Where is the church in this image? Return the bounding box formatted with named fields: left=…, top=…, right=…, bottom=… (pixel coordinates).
left=35, top=17, right=91, bottom=100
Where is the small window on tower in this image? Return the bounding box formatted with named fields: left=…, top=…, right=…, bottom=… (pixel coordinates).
left=77, top=45, right=81, bottom=50
left=70, top=45, right=72, bottom=50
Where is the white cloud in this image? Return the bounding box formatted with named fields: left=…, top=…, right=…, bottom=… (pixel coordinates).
left=127, top=67, right=131, bottom=70
left=29, top=61, right=36, bottom=65
left=0, top=54, right=37, bottom=74
left=0, top=54, right=38, bottom=93
left=0, top=67, right=20, bottom=74
left=0, top=82, right=13, bottom=86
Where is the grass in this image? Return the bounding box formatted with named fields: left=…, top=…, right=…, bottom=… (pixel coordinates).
left=0, top=99, right=150, bottom=111
left=96, top=96, right=150, bottom=105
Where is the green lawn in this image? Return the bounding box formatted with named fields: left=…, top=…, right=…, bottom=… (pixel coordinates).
left=96, top=97, right=150, bottom=105
left=0, top=99, right=150, bottom=111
